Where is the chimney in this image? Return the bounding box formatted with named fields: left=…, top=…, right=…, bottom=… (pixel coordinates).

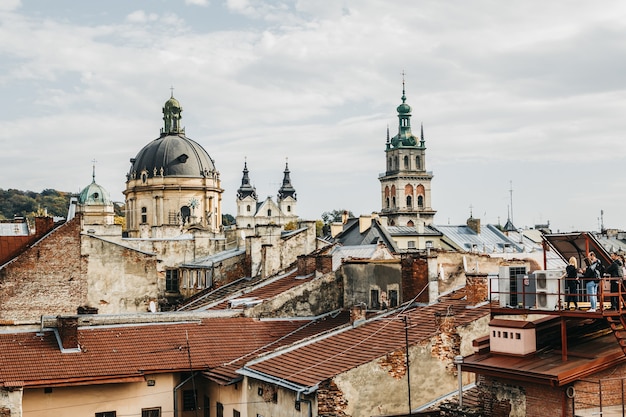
left=350, top=304, right=367, bottom=326
left=57, top=316, right=80, bottom=351
left=467, top=216, right=481, bottom=234
left=465, top=273, right=489, bottom=305
left=359, top=215, right=372, bottom=233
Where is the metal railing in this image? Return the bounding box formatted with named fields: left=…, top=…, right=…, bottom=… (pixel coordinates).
left=489, top=276, right=626, bottom=314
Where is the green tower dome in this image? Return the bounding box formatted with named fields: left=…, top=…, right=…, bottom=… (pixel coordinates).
left=78, top=180, right=112, bottom=206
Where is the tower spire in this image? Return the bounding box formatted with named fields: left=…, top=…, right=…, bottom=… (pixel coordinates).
left=91, top=158, right=97, bottom=183
left=236, top=158, right=257, bottom=200
left=278, top=158, right=296, bottom=201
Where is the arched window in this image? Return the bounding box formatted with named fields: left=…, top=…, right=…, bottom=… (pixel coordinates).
left=392, top=197, right=396, bottom=208
left=287, top=205, right=291, bottom=212
left=386, top=198, right=390, bottom=208
left=416, top=156, right=421, bottom=170
left=387, top=157, right=392, bottom=171
left=267, top=209, right=272, bottom=217
left=406, top=195, right=412, bottom=208
left=403, top=155, right=409, bottom=169
left=394, top=156, right=399, bottom=170
left=246, top=204, right=251, bottom=212
left=180, top=206, right=191, bottom=224
left=417, top=195, right=424, bottom=208
left=407, top=220, right=414, bottom=227
left=141, top=207, right=147, bottom=224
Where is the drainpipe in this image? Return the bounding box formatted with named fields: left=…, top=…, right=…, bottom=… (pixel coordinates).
left=296, top=390, right=313, bottom=417
left=173, top=372, right=198, bottom=417
left=454, top=355, right=464, bottom=407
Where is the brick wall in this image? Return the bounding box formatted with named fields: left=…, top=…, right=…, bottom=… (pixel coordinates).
left=465, top=274, right=488, bottom=305
left=0, top=217, right=87, bottom=321
left=401, top=254, right=429, bottom=303
left=574, top=362, right=626, bottom=410
left=317, top=380, right=348, bottom=417
left=476, top=375, right=572, bottom=417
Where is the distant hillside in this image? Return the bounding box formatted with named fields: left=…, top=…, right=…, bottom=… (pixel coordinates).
left=0, top=189, right=73, bottom=220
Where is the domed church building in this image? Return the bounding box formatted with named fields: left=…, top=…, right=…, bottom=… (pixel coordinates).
left=124, top=94, right=223, bottom=238
left=77, top=165, right=115, bottom=227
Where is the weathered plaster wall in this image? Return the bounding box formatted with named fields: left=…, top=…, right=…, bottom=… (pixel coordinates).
left=244, top=379, right=315, bottom=417
left=248, top=223, right=317, bottom=279
left=339, top=261, right=401, bottom=308
left=329, top=316, right=490, bottom=417
left=0, top=388, right=22, bottom=417
left=245, top=271, right=343, bottom=318
left=82, top=235, right=159, bottom=314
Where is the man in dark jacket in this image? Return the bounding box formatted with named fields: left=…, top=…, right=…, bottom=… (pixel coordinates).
left=583, top=252, right=603, bottom=311
left=606, top=252, right=624, bottom=310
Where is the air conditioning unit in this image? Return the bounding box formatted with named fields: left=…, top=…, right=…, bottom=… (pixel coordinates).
left=516, top=274, right=536, bottom=309
left=498, top=267, right=511, bottom=307
left=535, top=270, right=564, bottom=310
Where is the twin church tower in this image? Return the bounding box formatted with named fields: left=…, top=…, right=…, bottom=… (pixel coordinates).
left=79, top=80, right=434, bottom=236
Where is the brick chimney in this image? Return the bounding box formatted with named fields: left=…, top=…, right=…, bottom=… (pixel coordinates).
left=350, top=304, right=367, bottom=326
left=57, top=316, right=80, bottom=351
left=34, top=216, right=55, bottom=239
left=466, top=273, right=489, bottom=305
left=467, top=216, right=481, bottom=234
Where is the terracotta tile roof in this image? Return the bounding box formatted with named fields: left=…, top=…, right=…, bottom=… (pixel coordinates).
left=0, top=314, right=348, bottom=388
left=242, top=294, right=491, bottom=388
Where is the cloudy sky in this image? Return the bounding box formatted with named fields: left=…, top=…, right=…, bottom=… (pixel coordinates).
left=1, top=0, right=624, bottom=232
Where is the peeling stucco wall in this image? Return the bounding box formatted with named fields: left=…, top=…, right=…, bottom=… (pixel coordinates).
left=330, top=314, right=490, bottom=416
left=245, top=271, right=343, bottom=318
left=0, top=388, right=22, bottom=417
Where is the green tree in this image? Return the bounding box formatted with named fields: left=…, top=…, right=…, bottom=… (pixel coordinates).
left=222, top=213, right=236, bottom=226
left=321, top=209, right=354, bottom=225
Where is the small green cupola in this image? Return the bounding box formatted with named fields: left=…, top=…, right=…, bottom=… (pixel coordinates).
left=161, top=91, right=184, bottom=135
left=78, top=164, right=112, bottom=206
left=390, top=79, right=419, bottom=148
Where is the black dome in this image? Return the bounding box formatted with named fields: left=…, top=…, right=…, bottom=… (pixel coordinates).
left=128, top=133, right=216, bottom=179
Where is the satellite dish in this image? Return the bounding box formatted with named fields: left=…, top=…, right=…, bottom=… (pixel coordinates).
left=149, top=300, right=157, bottom=313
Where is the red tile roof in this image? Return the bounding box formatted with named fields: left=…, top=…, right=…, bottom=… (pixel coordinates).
left=243, top=294, right=491, bottom=388
left=0, top=314, right=348, bottom=388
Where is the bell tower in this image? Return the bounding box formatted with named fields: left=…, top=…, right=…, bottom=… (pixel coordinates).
left=379, top=78, right=436, bottom=226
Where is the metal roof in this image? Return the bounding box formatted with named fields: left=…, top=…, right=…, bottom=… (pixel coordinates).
left=0, top=222, right=29, bottom=236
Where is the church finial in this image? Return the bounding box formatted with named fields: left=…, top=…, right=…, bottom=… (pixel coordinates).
left=91, top=158, right=97, bottom=183
left=170, top=85, right=174, bottom=98
left=401, top=70, right=407, bottom=103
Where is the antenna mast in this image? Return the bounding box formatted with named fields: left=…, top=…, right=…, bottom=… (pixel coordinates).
left=509, top=180, right=514, bottom=225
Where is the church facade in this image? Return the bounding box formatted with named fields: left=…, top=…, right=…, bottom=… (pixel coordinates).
left=235, top=160, right=298, bottom=230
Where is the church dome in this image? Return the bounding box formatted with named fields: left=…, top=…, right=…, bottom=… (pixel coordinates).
left=127, top=95, right=216, bottom=180
left=78, top=180, right=112, bottom=206
left=128, top=134, right=216, bottom=179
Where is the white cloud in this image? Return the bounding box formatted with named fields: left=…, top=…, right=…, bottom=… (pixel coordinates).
left=185, top=0, right=210, bottom=6
left=1, top=0, right=626, bottom=232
